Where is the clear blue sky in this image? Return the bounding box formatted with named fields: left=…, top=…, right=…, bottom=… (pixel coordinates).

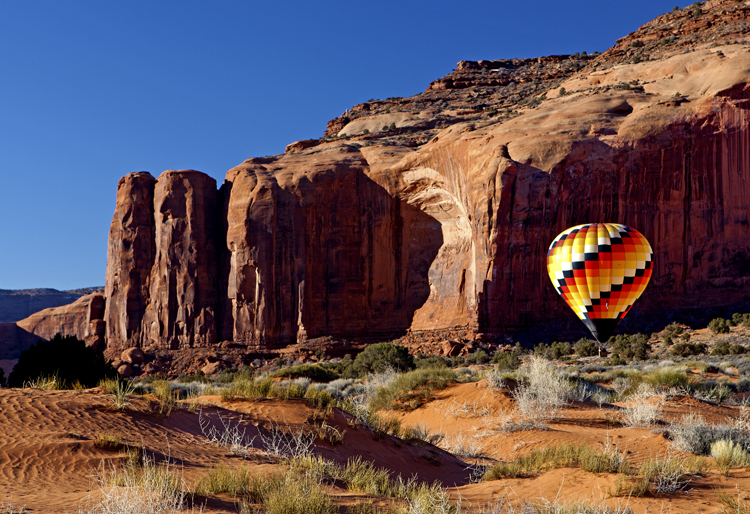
left=0, top=1, right=685, bottom=290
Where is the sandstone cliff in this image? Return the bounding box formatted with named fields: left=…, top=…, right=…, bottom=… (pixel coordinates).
left=17, top=293, right=106, bottom=349
left=101, top=0, right=750, bottom=353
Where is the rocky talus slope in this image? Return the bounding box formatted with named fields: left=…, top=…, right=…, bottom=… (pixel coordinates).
left=17, top=0, right=750, bottom=360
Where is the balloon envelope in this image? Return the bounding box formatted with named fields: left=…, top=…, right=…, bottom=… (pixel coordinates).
left=547, top=223, right=653, bottom=342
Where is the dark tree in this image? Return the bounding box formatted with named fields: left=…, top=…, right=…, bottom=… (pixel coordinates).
left=8, top=334, right=116, bottom=388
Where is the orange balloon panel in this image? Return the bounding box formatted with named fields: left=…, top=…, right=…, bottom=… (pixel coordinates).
left=547, top=223, right=653, bottom=342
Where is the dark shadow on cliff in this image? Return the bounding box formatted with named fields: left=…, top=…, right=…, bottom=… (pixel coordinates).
left=476, top=123, right=750, bottom=342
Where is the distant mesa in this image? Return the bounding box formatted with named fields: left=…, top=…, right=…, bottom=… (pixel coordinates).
left=0, top=287, right=102, bottom=323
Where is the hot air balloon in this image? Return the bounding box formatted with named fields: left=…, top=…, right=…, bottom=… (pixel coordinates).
left=547, top=223, right=653, bottom=344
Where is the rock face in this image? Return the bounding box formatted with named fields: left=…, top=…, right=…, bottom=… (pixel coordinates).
left=101, top=0, right=750, bottom=351
left=104, top=172, right=156, bottom=350
left=104, top=170, right=219, bottom=355
left=17, top=293, right=106, bottom=348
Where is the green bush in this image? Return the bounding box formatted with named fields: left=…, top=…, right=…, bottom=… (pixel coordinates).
left=352, top=343, right=414, bottom=376
left=271, top=364, right=336, bottom=383
left=414, top=354, right=448, bottom=369
left=492, top=348, right=522, bottom=370
left=8, top=334, right=116, bottom=388
left=320, top=354, right=356, bottom=378
left=609, top=334, right=650, bottom=362
left=664, top=322, right=684, bottom=337
left=709, top=318, right=731, bottom=334
left=729, top=313, right=750, bottom=326
left=574, top=338, right=599, bottom=357
left=645, top=370, right=689, bottom=389
left=711, top=340, right=747, bottom=356
left=465, top=350, right=490, bottom=365
left=671, top=342, right=708, bottom=357
left=535, top=341, right=573, bottom=360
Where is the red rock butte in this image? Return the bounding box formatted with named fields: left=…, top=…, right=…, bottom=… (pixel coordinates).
left=19, top=0, right=750, bottom=357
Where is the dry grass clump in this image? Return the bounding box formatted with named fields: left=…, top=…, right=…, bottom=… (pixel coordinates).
left=82, top=452, right=198, bottom=514
left=711, top=440, right=750, bottom=474
left=150, top=379, right=177, bottom=416
left=23, top=375, right=62, bottom=390
left=100, top=378, right=137, bottom=411
left=510, top=357, right=571, bottom=429
left=717, top=486, right=750, bottom=514
left=94, top=431, right=124, bottom=452
left=437, top=433, right=484, bottom=458
left=610, top=452, right=705, bottom=497
left=367, top=367, right=457, bottom=412
left=620, top=399, right=662, bottom=428
left=483, top=442, right=630, bottom=480
left=194, top=464, right=251, bottom=497
left=241, top=469, right=335, bottom=514
left=289, top=454, right=446, bottom=503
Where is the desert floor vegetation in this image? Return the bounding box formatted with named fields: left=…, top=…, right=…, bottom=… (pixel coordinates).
left=5, top=320, right=750, bottom=513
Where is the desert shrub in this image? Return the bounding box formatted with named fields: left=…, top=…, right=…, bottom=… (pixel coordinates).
left=645, top=369, right=690, bottom=389
left=465, top=350, right=490, bottom=365
left=492, top=347, right=522, bottom=370
left=712, top=340, right=748, bottom=356
left=414, top=354, right=448, bottom=369
left=0, top=368, right=5, bottom=388
left=574, top=338, right=599, bottom=357
left=731, top=312, right=750, bottom=327
left=664, top=322, right=683, bottom=336
left=511, top=356, right=570, bottom=427
left=671, top=342, right=708, bottom=357
left=94, top=431, right=124, bottom=451
left=247, top=469, right=336, bottom=514
left=319, top=354, right=356, bottom=378
left=195, top=464, right=251, bottom=497
left=670, top=413, right=750, bottom=455
left=710, top=317, right=731, bottom=334
left=8, top=334, right=116, bottom=388
left=535, top=341, right=573, bottom=360
left=352, top=344, right=414, bottom=376
left=83, top=453, right=194, bottom=514
left=711, top=440, right=750, bottom=474
left=100, top=378, right=137, bottom=411
left=176, top=372, right=210, bottom=384
left=271, top=364, right=336, bottom=383
left=609, top=334, right=650, bottom=362
left=215, top=367, right=254, bottom=384
left=368, top=367, right=457, bottom=412
left=621, top=400, right=662, bottom=427
left=483, top=443, right=630, bottom=480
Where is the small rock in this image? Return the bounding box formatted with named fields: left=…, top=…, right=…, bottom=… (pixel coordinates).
left=442, top=341, right=462, bottom=357
left=117, top=364, right=133, bottom=378
left=121, top=347, right=145, bottom=364
left=201, top=361, right=223, bottom=376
